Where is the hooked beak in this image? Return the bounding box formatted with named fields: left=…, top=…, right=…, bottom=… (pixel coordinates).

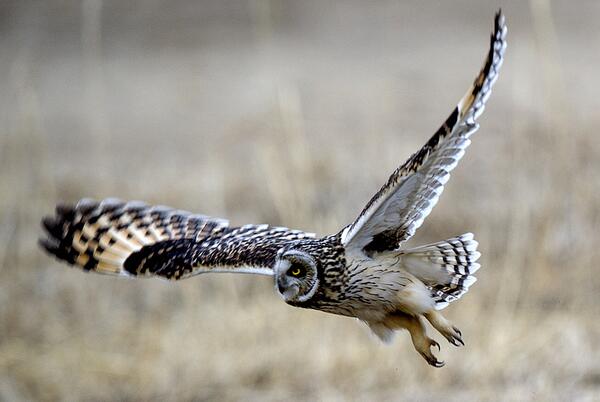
left=277, top=276, right=299, bottom=299
left=282, top=284, right=299, bottom=300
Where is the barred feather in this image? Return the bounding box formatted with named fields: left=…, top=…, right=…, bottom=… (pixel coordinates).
left=341, top=11, right=507, bottom=255
left=38, top=11, right=507, bottom=368
left=40, top=198, right=314, bottom=280
left=399, top=233, right=481, bottom=310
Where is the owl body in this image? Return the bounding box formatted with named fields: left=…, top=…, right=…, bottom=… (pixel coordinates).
left=276, top=233, right=477, bottom=332
left=294, top=243, right=410, bottom=317
left=40, top=12, right=507, bottom=367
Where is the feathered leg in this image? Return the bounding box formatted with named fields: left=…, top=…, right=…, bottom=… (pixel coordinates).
left=386, top=312, right=444, bottom=367
left=424, top=310, right=464, bottom=347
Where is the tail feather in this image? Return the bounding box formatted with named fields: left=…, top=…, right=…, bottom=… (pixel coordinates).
left=399, top=233, right=481, bottom=310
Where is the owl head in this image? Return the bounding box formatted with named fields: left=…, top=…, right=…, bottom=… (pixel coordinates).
left=274, top=249, right=319, bottom=303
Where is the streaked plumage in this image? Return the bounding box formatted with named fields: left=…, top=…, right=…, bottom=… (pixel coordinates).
left=40, top=12, right=507, bottom=367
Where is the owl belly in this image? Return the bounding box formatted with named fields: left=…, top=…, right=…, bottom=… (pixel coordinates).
left=342, top=255, right=436, bottom=321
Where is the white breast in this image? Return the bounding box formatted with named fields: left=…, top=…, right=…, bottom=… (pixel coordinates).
left=343, top=253, right=436, bottom=321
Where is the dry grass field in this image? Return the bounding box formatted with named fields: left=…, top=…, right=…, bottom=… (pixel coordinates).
left=1, top=0, right=600, bottom=400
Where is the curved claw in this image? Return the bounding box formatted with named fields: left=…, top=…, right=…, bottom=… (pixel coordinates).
left=454, top=326, right=462, bottom=338
left=419, top=338, right=445, bottom=368
left=440, top=325, right=465, bottom=347
left=422, top=352, right=445, bottom=368
left=431, top=359, right=445, bottom=368
left=424, top=311, right=465, bottom=348
left=449, top=326, right=465, bottom=347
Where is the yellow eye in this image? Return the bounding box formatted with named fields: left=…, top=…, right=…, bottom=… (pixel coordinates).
left=291, top=267, right=301, bottom=276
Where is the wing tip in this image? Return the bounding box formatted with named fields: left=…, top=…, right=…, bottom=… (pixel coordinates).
left=342, top=12, right=507, bottom=253
left=495, top=9, right=505, bottom=27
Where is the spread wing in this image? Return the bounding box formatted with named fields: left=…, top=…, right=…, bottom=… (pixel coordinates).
left=341, top=11, right=507, bottom=255
left=40, top=198, right=315, bottom=280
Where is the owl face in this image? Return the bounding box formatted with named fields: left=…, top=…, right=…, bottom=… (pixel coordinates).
left=274, top=249, right=319, bottom=303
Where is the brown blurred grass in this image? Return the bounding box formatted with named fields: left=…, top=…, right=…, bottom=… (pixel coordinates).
left=1, top=1, right=600, bottom=401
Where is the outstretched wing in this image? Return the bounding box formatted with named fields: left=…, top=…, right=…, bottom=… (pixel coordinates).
left=40, top=198, right=314, bottom=280
left=341, top=11, right=507, bottom=255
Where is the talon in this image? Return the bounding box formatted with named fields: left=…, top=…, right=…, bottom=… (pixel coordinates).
left=451, top=327, right=465, bottom=347
left=426, top=355, right=445, bottom=368
left=449, top=336, right=464, bottom=347
left=419, top=337, right=445, bottom=367
left=391, top=313, right=447, bottom=368
left=424, top=311, right=464, bottom=348
left=421, top=352, right=445, bottom=368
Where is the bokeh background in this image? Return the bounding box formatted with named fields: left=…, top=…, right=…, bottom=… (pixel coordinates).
left=1, top=0, right=599, bottom=400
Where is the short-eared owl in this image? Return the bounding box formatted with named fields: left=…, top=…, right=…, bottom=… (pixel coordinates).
left=40, top=12, right=506, bottom=367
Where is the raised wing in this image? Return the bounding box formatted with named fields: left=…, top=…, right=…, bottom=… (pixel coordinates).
left=40, top=198, right=314, bottom=280
left=341, top=11, right=507, bottom=255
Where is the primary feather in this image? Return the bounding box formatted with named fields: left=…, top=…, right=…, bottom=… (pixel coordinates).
left=39, top=11, right=507, bottom=368
left=40, top=198, right=314, bottom=280
left=341, top=11, right=507, bottom=255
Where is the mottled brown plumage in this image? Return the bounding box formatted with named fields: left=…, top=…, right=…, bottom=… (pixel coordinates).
left=40, top=11, right=507, bottom=367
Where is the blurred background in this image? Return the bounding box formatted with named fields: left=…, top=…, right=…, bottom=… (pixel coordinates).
left=1, top=0, right=599, bottom=400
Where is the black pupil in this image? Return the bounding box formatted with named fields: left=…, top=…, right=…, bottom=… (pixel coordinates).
left=290, top=263, right=304, bottom=276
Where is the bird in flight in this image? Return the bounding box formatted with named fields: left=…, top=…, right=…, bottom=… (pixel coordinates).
left=40, top=11, right=506, bottom=367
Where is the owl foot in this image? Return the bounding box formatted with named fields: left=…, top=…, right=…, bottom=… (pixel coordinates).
left=416, top=337, right=445, bottom=368
left=424, top=310, right=464, bottom=347
left=384, top=312, right=445, bottom=368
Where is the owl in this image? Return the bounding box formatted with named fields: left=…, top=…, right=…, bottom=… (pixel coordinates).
left=40, top=12, right=506, bottom=367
